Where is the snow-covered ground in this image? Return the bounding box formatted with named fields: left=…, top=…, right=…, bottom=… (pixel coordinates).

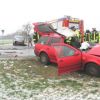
left=0, top=60, right=100, bottom=100
left=0, top=43, right=100, bottom=100
left=0, top=44, right=35, bottom=59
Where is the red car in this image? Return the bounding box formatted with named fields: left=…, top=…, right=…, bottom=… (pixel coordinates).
left=34, top=34, right=100, bottom=77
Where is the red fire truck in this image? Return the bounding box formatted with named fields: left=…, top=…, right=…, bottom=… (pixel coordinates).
left=33, top=16, right=84, bottom=43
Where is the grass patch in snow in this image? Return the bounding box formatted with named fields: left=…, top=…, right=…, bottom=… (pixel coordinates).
left=58, top=79, right=83, bottom=90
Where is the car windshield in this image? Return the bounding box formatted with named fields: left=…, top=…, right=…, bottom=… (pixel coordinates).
left=15, top=35, right=24, bottom=38
left=38, top=24, right=55, bottom=33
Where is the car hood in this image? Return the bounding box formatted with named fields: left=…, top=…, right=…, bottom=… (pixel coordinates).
left=87, top=44, right=100, bottom=56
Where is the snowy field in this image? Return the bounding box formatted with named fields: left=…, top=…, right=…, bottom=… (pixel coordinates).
left=0, top=39, right=13, bottom=45
left=0, top=60, right=100, bottom=100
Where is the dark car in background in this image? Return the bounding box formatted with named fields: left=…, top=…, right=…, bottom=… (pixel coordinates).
left=13, top=35, right=25, bottom=46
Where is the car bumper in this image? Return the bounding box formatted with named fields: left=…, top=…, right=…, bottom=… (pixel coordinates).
left=13, top=41, right=24, bottom=45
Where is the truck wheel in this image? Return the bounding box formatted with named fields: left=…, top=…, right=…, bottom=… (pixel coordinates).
left=40, top=53, right=50, bottom=65
left=85, top=63, right=100, bottom=77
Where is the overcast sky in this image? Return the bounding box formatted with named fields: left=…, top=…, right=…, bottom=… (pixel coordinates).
left=0, top=0, right=100, bottom=35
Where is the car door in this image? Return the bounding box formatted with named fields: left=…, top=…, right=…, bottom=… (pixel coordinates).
left=53, top=43, right=82, bottom=75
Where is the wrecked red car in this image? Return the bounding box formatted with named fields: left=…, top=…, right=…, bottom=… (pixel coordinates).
left=34, top=34, right=100, bottom=77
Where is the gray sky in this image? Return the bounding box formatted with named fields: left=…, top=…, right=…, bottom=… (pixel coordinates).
left=0, top=0, right=100, bottom=35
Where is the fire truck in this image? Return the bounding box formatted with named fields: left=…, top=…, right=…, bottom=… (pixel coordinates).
left=33, top=16, right=84, bottom=43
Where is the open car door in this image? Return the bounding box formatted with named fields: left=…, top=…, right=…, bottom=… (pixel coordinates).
left=53, top=43, right=82, bottom=75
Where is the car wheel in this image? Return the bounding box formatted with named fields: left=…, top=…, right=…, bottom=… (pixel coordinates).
left=85, top=63, right=100, bottom=77
left=14, top=41, right=17, bottom=45
left=40, top=53, right=50, bottom=65
left=13, top=41, right=16, bottom=46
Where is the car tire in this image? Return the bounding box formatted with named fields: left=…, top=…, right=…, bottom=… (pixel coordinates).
left=13, top=42, right=16, bottom=46
left=40, top=53, right=50, bottom=65
left=14, top=41, right=17, bottom=45
left=85, top=63, right=100, bottom=77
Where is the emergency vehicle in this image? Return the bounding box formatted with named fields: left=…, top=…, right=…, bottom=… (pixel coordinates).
left=33, top=16, right=84, bottom=43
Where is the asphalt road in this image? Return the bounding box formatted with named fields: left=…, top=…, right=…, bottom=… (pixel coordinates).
left=0, top=44, right=35, bottom=59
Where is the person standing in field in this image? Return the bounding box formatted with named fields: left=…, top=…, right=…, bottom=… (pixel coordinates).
left=27, top=34, right=32, bottom=47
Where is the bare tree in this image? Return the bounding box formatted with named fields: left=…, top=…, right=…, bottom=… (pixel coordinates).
left=22, top=23, right=33, bottom=42
left=23, top=23, right=32, bottom=35
left=15, top=29, right=23, bottom=35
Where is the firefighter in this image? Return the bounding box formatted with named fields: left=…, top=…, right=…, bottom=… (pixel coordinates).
left=27, top=34, right=32, bottom=47
left=75, top=29, right=81, bottom=42
left=33, top=32, right=40, bottom=43
left=85, top=30, right=91, bottom=42
left=70, top=26, right=76, bottom=32
left=70, top=26, right=80, bottom=40
left=98, top=32, right=100, bottom=43
left=97, top=31, right=100, bottom=43
left=70, top=36, right=81, bottom=49
left=91, top=28, right=97, bottom=42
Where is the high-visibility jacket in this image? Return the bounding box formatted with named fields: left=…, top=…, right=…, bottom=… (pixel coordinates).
left=75, top=30, right=80, bottom=38
left=98, top=32, right=100, bottom=43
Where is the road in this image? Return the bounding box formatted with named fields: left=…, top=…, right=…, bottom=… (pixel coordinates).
left=0, top=44, right=35, bottom=59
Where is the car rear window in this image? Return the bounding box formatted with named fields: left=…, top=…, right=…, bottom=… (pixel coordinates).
left=38, top=24, right=54, bottom=33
